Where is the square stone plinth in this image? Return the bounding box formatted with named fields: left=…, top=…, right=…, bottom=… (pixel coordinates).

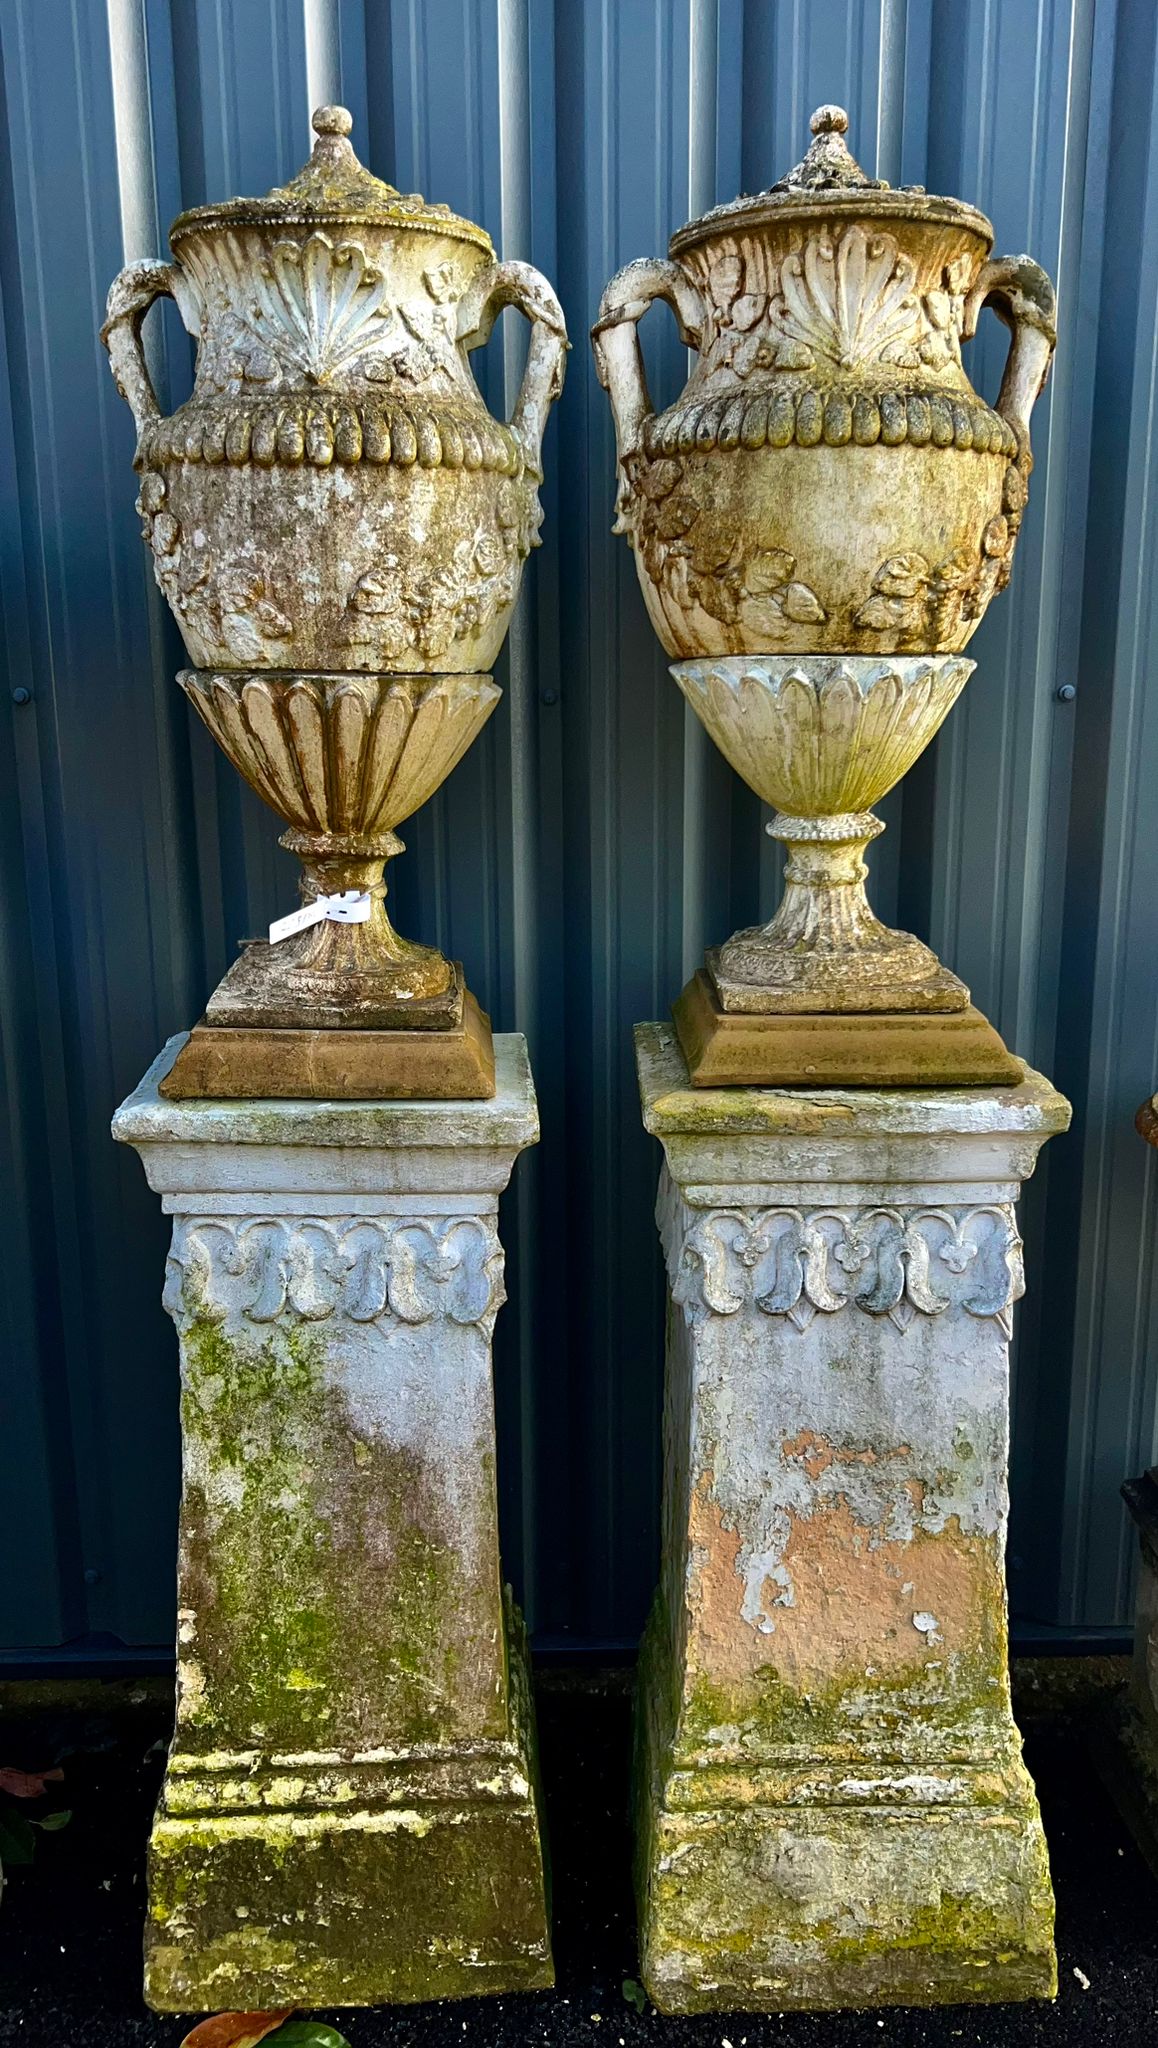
left=633, top=1025, right=1070, bottom=2013
left=113, top=1035, right=552, bottom=2012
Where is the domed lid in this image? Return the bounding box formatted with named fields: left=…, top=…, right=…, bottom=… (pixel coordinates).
left=170, top=105, right=494, bottom=254
left=670, top=104, right=993, bottom=254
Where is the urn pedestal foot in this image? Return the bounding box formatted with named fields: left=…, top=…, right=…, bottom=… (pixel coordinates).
left=668, top=655, right=1026, bottom=1085
left=113, top=1034, right=551, bottom=2012
left=633, top=1025, right=1069, bottom=2013
left=673, top=969, right=1020, bottom=1088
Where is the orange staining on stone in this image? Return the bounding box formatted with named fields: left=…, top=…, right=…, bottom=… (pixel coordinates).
left=768, top=1503, right=1000, bottom=1691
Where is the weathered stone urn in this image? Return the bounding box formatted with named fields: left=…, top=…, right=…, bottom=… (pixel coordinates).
left=593, top=106, right=1055, bottom=1084
left=593, top=104, right=1054, bottom=661
left=103, top=105, right=567, bottom=1095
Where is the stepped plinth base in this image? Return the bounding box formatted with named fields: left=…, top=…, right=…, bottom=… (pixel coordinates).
left=161, top=970, right=495, bottom=1100
left=673, top=969, right=1020, bottom=1087
left=146, top=1595, right=552, bottom=2012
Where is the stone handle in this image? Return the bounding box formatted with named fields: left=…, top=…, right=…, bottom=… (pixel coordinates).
left=101, top=258, right=199, bottom=437
left=591, top=258, right=706, bottom=462
left=963, top=254, right=1057, bottom=466
left=457, top=260, right=569, bottom=475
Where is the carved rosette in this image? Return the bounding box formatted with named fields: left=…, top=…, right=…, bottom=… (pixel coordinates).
left=164, top=1214, right=506, bottom=1339
left=658, top=1186, right=1024, bottom=1338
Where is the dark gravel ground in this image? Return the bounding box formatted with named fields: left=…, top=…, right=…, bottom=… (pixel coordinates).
left=0, top=1667, right=1155, bottom=2048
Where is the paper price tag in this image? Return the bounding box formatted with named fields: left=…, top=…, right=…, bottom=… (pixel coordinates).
left=269, top=890, right=372, bottom=944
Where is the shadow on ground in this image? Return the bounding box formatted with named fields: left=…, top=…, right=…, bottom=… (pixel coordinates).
left=0, top=1667, right=1155, bottom=2046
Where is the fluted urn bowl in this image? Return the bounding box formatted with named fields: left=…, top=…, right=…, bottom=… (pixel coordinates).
left=674, top=653, right=973, bottom=815
left=183, top=669, right=500, bottom=840
left=180, top=668, right=500, bottom=1022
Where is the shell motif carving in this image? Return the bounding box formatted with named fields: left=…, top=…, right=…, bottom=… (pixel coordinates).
left=699, top=228, right=971, bottom=381
left=181, top=670, right=501, bottom=837
left=258, top=233, right=393, bottom=382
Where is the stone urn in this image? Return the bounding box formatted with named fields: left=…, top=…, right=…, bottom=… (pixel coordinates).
left=593, top=105, right=1055, bottom=660
left=103, top=107, right=567, bottom=1089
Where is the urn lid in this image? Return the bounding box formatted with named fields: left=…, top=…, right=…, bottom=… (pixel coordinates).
left=670, top=104, right=993, bottom=255
left=169, top=105, right=494, bottom=255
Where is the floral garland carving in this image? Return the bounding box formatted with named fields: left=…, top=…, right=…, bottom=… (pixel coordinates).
left=342, top=479, right=540, bottom=664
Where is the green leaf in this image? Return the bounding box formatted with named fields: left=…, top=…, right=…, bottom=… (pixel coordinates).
left=0, top=1812, right=38, bottom=1865
left=621, top=1978, right=647, bottom=2013
left=34, top=1809, right=72, bottom=1832
left=269, top=2026, right=351, bottom=2048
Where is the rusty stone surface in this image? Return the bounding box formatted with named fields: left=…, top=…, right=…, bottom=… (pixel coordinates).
left=112, top=1033, right=551, bottom=2012
left=633, top=1023, right=1070, bottom=2012
left=593, top=105, right=1055, bottom=661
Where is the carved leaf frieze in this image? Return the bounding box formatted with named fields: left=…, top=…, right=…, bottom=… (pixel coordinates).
left=164, top=1215, right=505, bottom=1334
left=668, top=1202, right=1024, bottom=1335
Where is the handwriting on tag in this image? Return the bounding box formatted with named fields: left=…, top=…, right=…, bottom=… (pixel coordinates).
left=269, top=891, right=372, bottom=945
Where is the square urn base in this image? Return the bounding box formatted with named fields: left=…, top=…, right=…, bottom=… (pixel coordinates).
left=673, top=969, right=1021, bottom=1088
left=160, top=972, right=495, bottom=1100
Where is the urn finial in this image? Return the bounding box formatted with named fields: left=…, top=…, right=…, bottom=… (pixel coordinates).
left=310, top=103, right=355, bottom=165
left=776, top=101, right=881, bottom=193
left=810, top=103, right=849, bottom=135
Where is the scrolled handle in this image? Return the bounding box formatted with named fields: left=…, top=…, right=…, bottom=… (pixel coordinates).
left=457, top=259, right=569, bottom=474
left=963, top=253, right=1057, bottom=467
left=591, top=258, right=705, bottom=463
left=101, top=259, right=198, bottom=438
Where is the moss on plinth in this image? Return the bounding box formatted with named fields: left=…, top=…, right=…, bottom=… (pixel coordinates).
left=634, top=1594, right=1056, bottom=2014
left=146, top=1596, right=552, bottom=2012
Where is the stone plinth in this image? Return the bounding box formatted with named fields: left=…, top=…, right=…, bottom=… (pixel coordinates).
left=633, top=1024, right=1070, bottom=2013
left=113, top=1034, right=552, bottom=2013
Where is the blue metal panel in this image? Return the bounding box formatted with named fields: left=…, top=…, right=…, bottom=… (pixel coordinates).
left=1, top=0, right=1156, bottom=1653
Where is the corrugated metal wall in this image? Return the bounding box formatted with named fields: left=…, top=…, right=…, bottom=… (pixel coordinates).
left=2, top=0, right=1156, bottom=1657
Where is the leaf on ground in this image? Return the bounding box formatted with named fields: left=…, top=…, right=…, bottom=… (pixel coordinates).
left=621, top=1978, right=647, bottom=2013
left=179, top=2012, right=296, bottom=2048
left=0, top=1767, right=64, bottom=1799
left=34, top=1809, right=72, bottom=1832
left=269, top=2025, right=352, bottom=2047
left=0, top=1813, right=38, bottom=1866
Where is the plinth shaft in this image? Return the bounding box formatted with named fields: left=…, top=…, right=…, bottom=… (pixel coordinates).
left=113, top=1034, right=551, bottom=2012
left=634, top=1025, right=1069, bottom=2013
